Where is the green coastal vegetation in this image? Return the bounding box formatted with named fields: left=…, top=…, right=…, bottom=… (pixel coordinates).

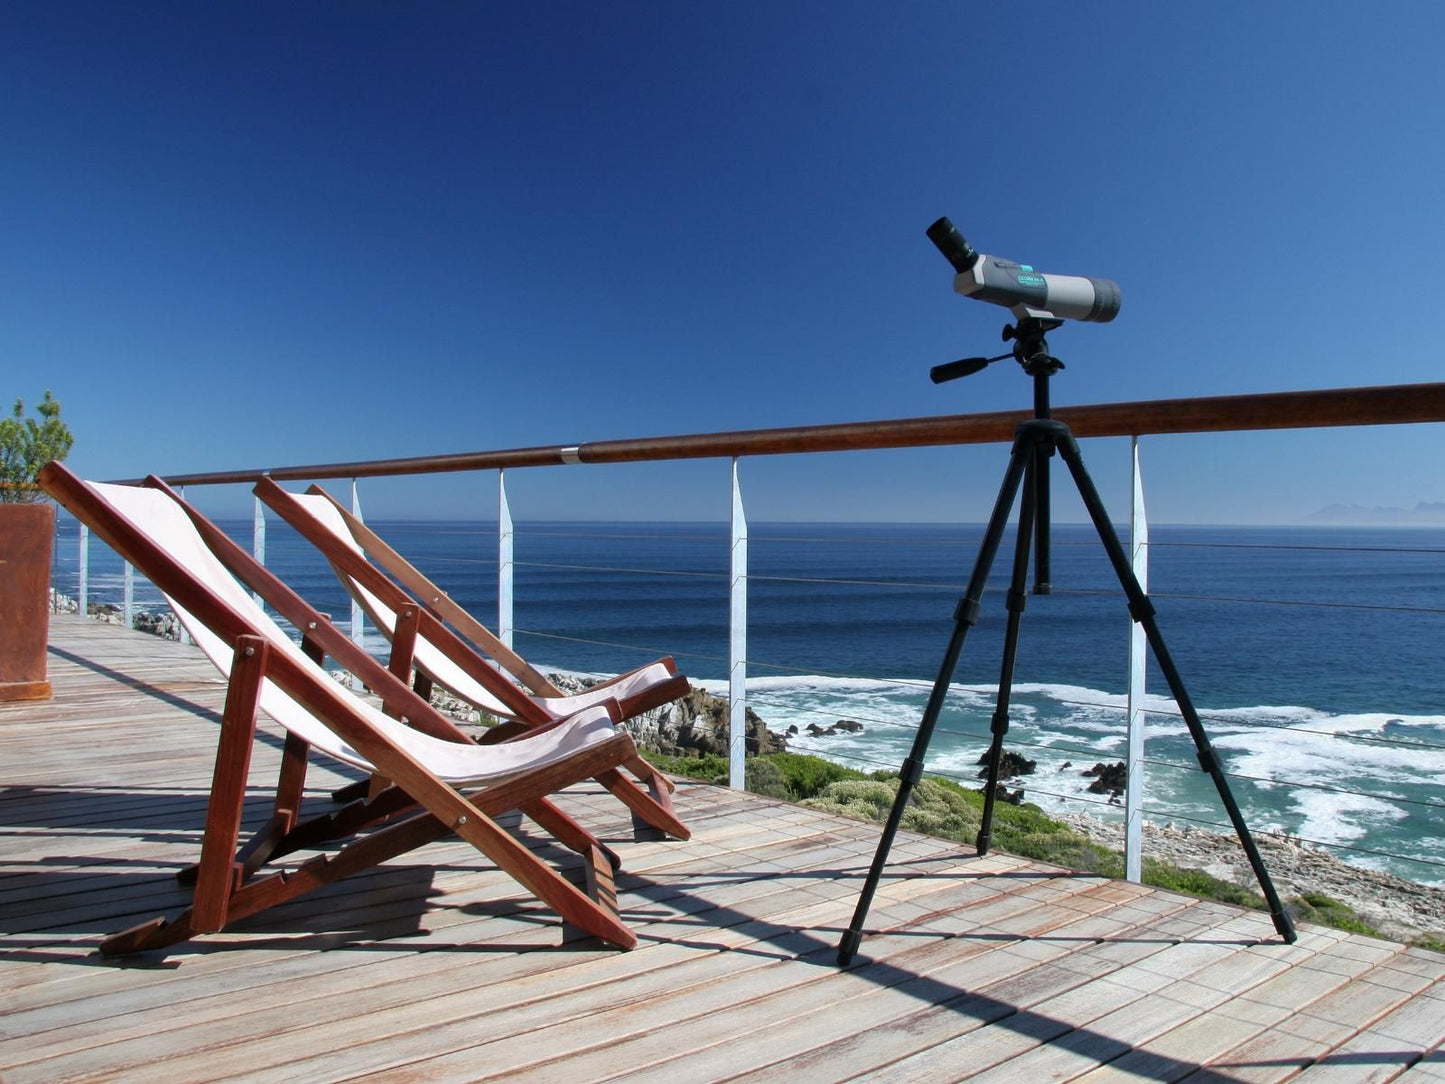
left=641, top=748, right=1445, bottom=953
left=0, top=391, right=73, bottom=500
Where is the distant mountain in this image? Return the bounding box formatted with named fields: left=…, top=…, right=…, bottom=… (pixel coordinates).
left=1303, top=501, right=1445, bottom=525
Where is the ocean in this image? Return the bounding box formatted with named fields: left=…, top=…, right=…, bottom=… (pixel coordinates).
left=52, top=516, right=1445, bottom=886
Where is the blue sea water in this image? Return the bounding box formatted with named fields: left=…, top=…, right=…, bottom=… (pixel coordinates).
left=53, top=517, right=1445, bottom=885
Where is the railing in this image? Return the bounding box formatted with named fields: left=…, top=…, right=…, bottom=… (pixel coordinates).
left=54, top=381, right=1445, bottom=887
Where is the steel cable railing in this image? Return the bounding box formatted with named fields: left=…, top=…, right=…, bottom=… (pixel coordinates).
left=48, top=381, right=1445, bottom=895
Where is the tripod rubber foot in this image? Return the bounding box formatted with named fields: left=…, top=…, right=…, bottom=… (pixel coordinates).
left=837, top=929, right=863, bottom=967
left=1272, top=909, right=1298, bottom=944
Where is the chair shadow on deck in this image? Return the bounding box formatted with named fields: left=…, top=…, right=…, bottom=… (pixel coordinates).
left=0, top=782, right=615, bottom=966
left=49, top=643, right=239, bottom=730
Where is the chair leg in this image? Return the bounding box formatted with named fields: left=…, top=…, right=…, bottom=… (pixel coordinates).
left=448, top=798, right=636, bottom=950
left=521, top=797, right=622, bottom=871
left=190, top=638, right=269, bottom=934
left=566, top=843, right=623, bottom=944
left=593, top=768, right=690, bottom=841
left=274, top=731, right=310, bottom=830
left=135, top=637, right=267, bottom=942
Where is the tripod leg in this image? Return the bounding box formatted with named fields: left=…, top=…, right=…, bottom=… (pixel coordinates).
left=836, top=431, right=1033, bottom=967
left=976, top=457, right=1039, bottom=856
left=1054, top=430, right=1297, bottom=943
left=1032, top=441, right=1053, bottom=595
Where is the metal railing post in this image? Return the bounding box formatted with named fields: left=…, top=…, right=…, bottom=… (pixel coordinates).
left=77, top=523, right=89, bottom=616
left=498, top=470, right=514, bottom=649
left=1125, top=435, right=1149, bottom=882
left=350, top=479, right=365, bottom=648
left=252, top=489, right=266, bottom=608
left=729, top=458, right=748, bottom=790
left=176, top=487, right=191, bottom=646
left=123, top=562, right=134, bottom=629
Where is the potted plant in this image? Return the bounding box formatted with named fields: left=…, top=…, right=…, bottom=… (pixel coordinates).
left=1, top=391, right=74, bottom=701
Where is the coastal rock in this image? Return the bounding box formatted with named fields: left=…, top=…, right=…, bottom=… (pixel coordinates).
left=985, top=781, right=1025, bottom=806
left=1083, top=761, right=1127, bottom=799
left=805, top=719, right=864, bottom=738
left=976, top=750, right=1037, bottom=780
left=132, top=610, right=180, bottom=640
left=66, top=597, right=182, bottom=641
left=87, top=602, right=124, bottom=626
left=548, top=673, right=787, bottom=758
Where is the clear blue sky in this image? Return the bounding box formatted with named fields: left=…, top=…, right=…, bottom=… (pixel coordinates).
left=5, top=2, right=1442, bottom=523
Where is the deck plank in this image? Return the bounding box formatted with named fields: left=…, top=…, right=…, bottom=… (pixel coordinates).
left=2, top=616, right=1444, bottom=1083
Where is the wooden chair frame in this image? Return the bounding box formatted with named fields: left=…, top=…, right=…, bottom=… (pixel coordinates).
left=253, top=478, right=689, bottom=827
left=40, top=462, right=664, bottom=955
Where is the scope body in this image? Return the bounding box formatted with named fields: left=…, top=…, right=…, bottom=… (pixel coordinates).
left=927, top=217, right=1121, bottom=323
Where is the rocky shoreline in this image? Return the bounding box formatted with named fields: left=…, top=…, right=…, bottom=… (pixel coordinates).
left=1054, top=811, right=1445, bottom=944
left=50, top=592, right=182, bottom=639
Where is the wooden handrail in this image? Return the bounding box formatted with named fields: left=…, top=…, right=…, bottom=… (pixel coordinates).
left=115, top=381, right=1445, bottom=487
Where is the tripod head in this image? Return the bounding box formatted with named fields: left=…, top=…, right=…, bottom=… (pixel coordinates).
left=930, top=315, right=1064, bottom=385
left=925, top=218, right=1116, bottom=389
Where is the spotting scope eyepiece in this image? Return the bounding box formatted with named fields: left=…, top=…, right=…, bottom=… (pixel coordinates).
left=926, top=217, right=978, bottom=274
left=927, top=217, right=1121, bottom=324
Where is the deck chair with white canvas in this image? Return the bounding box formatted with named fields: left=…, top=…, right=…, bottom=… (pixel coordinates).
left=40, top=462, right=677, bottom=955
left=253, top=478, right=690, bottom=820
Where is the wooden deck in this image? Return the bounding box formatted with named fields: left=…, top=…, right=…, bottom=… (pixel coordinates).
left=2, top=617, right=1444, bottom=1083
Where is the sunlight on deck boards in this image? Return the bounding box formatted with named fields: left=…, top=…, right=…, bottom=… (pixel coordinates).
left=2, top=616, right=1443, bottom=1082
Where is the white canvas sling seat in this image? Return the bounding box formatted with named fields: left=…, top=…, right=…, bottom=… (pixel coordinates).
left=91, top=480, right=616, bottom=786
left=253, top=479, right=690, bottom=840
left=39, top=463, right=650, bottom=956
left=289, top=487, right=672, bottom=720
left=255, top=479, right=689, bottom=729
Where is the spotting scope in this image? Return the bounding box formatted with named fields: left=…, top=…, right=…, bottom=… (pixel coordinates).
left=926, top=217, right=1121, bottom=323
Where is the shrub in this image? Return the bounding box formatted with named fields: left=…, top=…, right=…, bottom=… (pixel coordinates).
left=758, top=751, right=867, bottom=800
left=744, top=757, right=791, bottom=799
left=1289, top=892, right=1379, bottom=936
left=803, top=778, right=902, bottom=824
left=0, top=391, right=74, bottom=501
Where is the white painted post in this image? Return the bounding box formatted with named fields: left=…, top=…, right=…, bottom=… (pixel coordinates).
left=123, top=562, right=134, bottom=629
left=176, top=487, right=190, bottom=645
left=1125, top=436, right=1149, bottom=882
left=729, top=458, right=748, bottom=790
left=350, top=479, right=366, bottom=649
left=498, top=470, right=514, bottom=649
left=77, top=523, right=89, bottom=615
left=252, top=491, right=267, bottom=608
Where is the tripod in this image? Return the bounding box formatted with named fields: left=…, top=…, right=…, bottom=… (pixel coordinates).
left=836, top=317, right=1297, bottom=966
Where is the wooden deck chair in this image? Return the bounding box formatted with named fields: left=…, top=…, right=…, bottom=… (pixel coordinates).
left=40, top=462, right=666, bottom=955
left=253, top=478, right=689, bottom=813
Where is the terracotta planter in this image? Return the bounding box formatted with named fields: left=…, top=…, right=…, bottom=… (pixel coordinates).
left=0, top=502, right=55, bottom=701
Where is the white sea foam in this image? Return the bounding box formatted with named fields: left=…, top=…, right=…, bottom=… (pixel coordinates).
left=1213, top=726, right=1445, bottom=789
left=1286, top=788, right=1408, bottom=846
left=1208, top=704, right=1445, bottom=734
